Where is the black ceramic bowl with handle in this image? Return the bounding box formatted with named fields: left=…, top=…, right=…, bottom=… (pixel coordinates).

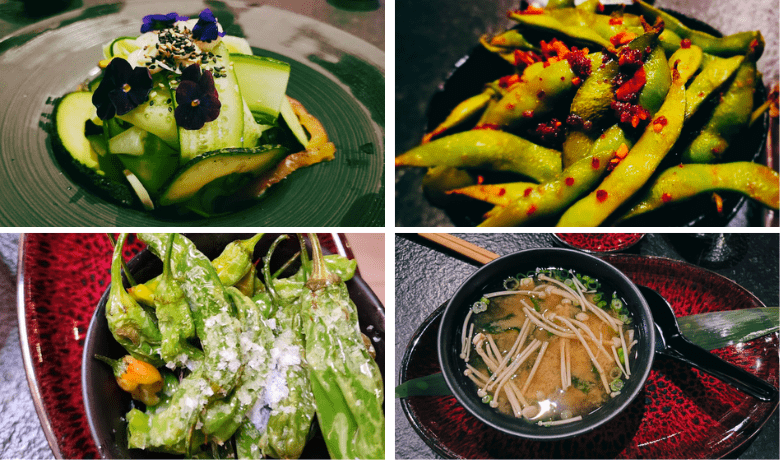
left=437, top=248, right=655, bottom=440
left=81, top=233, right=385, bottom=459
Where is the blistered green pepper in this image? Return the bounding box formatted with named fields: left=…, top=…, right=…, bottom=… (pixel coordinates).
left=683, top=59, right=757, bottom=163
left=618, top=162, right=779, bottom=221
left=152, top=233, right=202, bottom=367
left=301, top=233, right=384, bottom=459
left=106, top=233, right=162, bottom=366
left=210, top=233, right=265, bottom=287
left=396, top=130, right=562, bottom=182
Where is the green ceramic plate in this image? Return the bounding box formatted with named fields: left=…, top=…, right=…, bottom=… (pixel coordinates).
left=0, top=1, right=384, bottom=226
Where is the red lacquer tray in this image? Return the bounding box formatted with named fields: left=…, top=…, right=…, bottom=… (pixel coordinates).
left=17, top=233, right=350, bottom=459
left=399, top=254, right=779, bottom=459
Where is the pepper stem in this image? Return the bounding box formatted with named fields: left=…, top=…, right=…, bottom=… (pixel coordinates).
left=306, top=233, right=339, bottom=290
left=262, top=234, right=289, bottom=299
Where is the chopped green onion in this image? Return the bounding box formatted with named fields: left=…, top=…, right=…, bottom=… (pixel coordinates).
left=482, top=394, right=492, bottom=404
left=619, top=314, right=631, bottom=324
left=617, top=347, right=625, bottom=364
left=592, top=293, right=603, bottom=302
left=504, top=277, right=519, bottom=290
left=530, top=297, right=541, bottom=312
left=611, top=298, right=623, bottom=312
left=610, top=378, right=624, bottom=392
left=571, top=376, right=592, bottom=393
left=472, top=300, right=488, bottom=314
left=598, top=300, right=608, bottom=309
left=564, top=279, right=574, bottom=287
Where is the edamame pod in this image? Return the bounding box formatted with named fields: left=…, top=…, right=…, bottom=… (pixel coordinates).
left=683, top=60, right=757, bottom=163
left=636, top=1, right=764, bottom=57
left=396, top=130, right=562, bottom=182
left=508, top=9, right=615, bottom=51
left=618, top=162, right=779, bottom=221
left=637, top=46, right=671, bottom=115
left=423, top=88, right=497, bottom=143
left=685, top=54, right=744, bottom=119
left=557, top=54, right=691, bottom=226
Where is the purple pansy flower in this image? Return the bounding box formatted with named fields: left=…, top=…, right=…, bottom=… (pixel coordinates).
left=92, top=58, right=153, bottom=120
left=191, top=8, right=226, bottom=42
left=140, top=12, right=188, bottom=33
left=174, top=64, right=221, bottom=130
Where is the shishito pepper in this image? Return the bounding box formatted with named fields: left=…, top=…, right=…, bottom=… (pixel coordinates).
left=300, top=233, right=384, bottom=460
left=94, top=354, right=164, bottom=406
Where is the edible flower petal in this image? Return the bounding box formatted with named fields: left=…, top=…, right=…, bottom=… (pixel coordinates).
left=140, top=12, right=189, bottom=33
left=192, top=8, right=226, bottom=42
left=174, top=64, right=221, bottom=130
left=92, top=58, right=153, bottom=119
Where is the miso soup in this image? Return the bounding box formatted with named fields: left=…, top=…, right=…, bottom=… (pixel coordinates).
left=459, top=268, right=636, bottom=426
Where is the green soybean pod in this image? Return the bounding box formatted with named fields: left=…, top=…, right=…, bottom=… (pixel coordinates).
left=396, top=130, right=562, bottom=182
left=638, top=46, right=672, bottom=115
left=618, top=162, right=779, bottom=221
left=557, top=63, right=689, bottom=226
left=683, top=60, right=757, bottom=163
left=685, top=54, right=744, bottom=119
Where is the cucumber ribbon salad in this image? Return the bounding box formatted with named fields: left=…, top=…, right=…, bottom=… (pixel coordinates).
left=100, top=233, right=384, bottom=459
left=56, top=9, right=335, bottom=216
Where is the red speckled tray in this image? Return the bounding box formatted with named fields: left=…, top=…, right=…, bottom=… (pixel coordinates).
left=18, top=233, right=345, bottom=459
left=399, top=254, right=779, bottom=459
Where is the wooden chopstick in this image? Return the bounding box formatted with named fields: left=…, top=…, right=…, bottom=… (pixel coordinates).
left=418, top=233, right=499, bottom=265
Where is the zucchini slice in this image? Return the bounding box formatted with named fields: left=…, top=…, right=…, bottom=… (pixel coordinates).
left=231, top=53, right=291, bottom=124
left=158, top=145, right=288, bottom=205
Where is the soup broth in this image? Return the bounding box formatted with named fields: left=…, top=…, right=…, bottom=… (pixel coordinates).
left=459, top=269, right=635, bottom=426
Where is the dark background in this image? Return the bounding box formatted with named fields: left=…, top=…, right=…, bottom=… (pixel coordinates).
left=395, top=233, right=779, bottom=458
left=395, top=0, right=780, bottom=226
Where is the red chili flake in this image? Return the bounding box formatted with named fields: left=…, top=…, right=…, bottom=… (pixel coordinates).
left=519, top=5, right=545, bottom=14
left=698, top=91, right=705, bottom=97
left=618, top=49, right=642, bottom=67
left=498, top=188, right=506, bottom=196
left=566, top=113, right=584, bottom=127
left=611, top=100, right=650, bottom=128
left=498, top=74, right=521, bottom=88
left=582, top=120, right=593, bottom=131
left=554, top=233, right=644, bottom=252
left=596, top=189, right=608, bottom=202
left=524, top=187, right=533, bottom=197
left=661, top=193, right=672, bottom=203
left=506, top=102, right=515, bottom=110
left=522, top=110, right=534, bottom=118
left=652, top=115, right=668, bottom=133
left=565, top=177, right=575, bottom=186
left=534, top=118, right=565, bottom=143
left=678, top=163, right=685, bottom=168
left=681, top=38, right=692, bottom=49
left=616, top=67, right=647, bottom=102
left=514, top=50, right=543, bottom=67
left=712, top=193, right=724, bottom=213
left=474, top=123, right=501, bottom=130
left=565, top=49, right=593, bottom=79
left=526, top=205, right=537, bottom=215
left=477, top=175, right=484, bottom=185
left=610, top=30, right=637, bottom=47
left=560, top=76, right=566, bottom=81
left=572, top=76, right=582, bottom=86
left=591, top=157, right=601, bottom=169
left=537, top=90, right=546, bottom=99
left=609, top=17, right=623, bottom=25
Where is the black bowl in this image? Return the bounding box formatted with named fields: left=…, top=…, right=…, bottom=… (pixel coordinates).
left=437, top=248, right=655, bottom=440
left=81, top=233, right=385, bottom=459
